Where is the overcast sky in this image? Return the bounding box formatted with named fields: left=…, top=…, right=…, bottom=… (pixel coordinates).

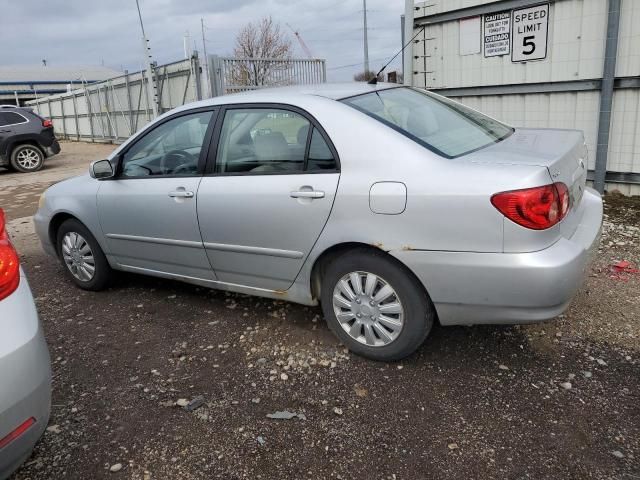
left=1, top=0, right=405, bottom=82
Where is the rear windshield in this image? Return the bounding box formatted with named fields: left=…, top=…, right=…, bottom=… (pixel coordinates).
left=341, top=87, right=513, bottom=158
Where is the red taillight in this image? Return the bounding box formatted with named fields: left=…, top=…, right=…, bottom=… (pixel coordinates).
left=42, top=119, right=53, bottom=128
left=0, top=209, right=20, bottom=301
left=0, top=417, right=35, bottom=449
left=491, top=182, right=570, bottom=230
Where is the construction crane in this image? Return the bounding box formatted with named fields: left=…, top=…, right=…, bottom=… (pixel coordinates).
left=286, top=23, right=314, bottom=59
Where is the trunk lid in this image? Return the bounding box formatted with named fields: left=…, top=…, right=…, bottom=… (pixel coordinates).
left=466, top=128, right=588, bottom=239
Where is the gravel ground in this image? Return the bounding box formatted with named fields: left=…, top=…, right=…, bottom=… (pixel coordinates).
left=2, top=142, right=638, bottom=480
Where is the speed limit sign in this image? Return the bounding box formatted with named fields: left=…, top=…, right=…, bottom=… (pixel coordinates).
left=512, top=3, right=549, bottom=62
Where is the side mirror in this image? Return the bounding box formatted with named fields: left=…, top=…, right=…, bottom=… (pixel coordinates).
left=90, top=159, right=115, bottom=180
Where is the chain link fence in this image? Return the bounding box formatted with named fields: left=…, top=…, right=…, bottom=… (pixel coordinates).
left=26, top=54, right=326, bottom=143
left=26, top=56, right=202, bottom=143
left=208, top=56, right=326, bottom=96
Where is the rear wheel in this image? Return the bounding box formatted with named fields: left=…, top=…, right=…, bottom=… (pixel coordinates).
left=56, top=219, right=113, bottom=291
left=320, top=249, right=435, bottom=361
left=10, top=144, right=45, bottom=173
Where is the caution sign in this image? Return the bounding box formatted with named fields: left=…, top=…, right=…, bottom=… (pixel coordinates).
left=512, top=3, right=549, bottom=62
left=483, top=11, right=510, bottom=57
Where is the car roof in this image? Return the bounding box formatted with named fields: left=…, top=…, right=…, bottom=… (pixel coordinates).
left=239, top=82, right=404, bottom=100
left=177, top=82, right=405, bottom=113
left=0, top=105, right=34, bottom=113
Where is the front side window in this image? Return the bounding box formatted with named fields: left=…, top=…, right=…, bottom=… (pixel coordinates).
left=342, top=87, right=513, bottom=158
left=120, top=111, right=213, bottom=177
left=215, top=108, right=336, bottom=174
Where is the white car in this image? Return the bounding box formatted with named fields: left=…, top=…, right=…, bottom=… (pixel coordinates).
left=0, top=209, right=51, bottom=480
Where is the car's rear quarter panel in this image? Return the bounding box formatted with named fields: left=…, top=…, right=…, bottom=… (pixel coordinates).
left=299, top=98, right=551, bottom=255
left=0, top=271, right=51, bottom=479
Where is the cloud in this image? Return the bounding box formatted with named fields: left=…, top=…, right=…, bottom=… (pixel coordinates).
left=0, top=0, right=404, bottom=81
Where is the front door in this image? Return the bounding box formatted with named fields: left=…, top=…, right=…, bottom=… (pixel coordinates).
left=97, top=109, right=217, bottom=280
left=197, top=106, right=340, bottom=291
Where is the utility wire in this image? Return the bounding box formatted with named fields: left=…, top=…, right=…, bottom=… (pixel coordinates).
left=327, top=56, right=393, bottom=71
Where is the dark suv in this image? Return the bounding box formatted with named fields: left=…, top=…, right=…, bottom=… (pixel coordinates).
left=0, top=107, right=61, bottom=173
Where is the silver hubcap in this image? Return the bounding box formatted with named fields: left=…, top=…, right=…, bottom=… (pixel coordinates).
left=62, top=232, right=96, bottom=282
left=332, top=271, right=404, bottom=347
left=16, top=148, right=41, bottom=169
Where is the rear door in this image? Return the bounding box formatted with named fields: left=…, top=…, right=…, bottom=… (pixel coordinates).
left=197, top=105, right=340, bottom=291
left=0, top=111, right=28, bottom=161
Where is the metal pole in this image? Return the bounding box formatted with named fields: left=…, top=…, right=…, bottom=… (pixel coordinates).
left=154, top=63, right=163, bottom=114
left=209, top=55, right=221, bottom=97
left=46, top=97, right=52, bottom=132
left=401, top=15, right=405, bottom=79
left=110, top=82, right=119, bottom=141
left=143, top=38, right=159, bottom=117
left=60, top=98, right=67, bottom=139
left=95, top=85, right=107, bottom=140
left=136, top=0, right=159, bottom=118
left=14, top=91, right=19, bottom=106
left=201, top=18, right=209, bottom=97
left=83, top=85, right=95, bottom=142
left=193, top=52, right=203, bottom=101
left=124, top=70, right=134, bottom=135
left=183, top=32, right=190, bottom=59
left=135, top=0, right=146, bottom=37
left=594, top=0, right=621, bottom=194
left=363, top=0, right=370, bottom=74
left=404, top=0, right=415, bottom=86
left=72, top=93, right=80, bottom=141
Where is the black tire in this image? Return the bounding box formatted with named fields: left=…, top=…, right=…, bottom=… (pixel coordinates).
left=320, top=249, right=435, bottom=361
left=10, top=144, right=45, bottom=173
left=56, top=219, right=113, bottom=291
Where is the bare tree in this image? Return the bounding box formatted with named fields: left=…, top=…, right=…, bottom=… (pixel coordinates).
left=232, top=17, right=293, bottom=87
left=354, top=70, right=382, bottom=82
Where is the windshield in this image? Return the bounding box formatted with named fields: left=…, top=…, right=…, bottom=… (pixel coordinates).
left=342, top=87, right=513, bottom=158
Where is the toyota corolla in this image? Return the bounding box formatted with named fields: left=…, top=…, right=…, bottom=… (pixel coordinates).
left=34, top=83, right=602, bottom=361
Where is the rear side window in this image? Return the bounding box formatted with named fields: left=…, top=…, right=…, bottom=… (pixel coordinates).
left=342, top=87, right=513, bottom=158
left=307, top=128, right=336, bottom=171
left=0, top=112, right=28, bottom=127
left=215, top=108, right=337, bottom=174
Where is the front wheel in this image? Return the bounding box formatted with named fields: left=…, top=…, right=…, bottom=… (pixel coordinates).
left=320, top=249, right=435, bottom=361
left=56, top=219, right=113, bottom=291
left=10, top=144, right=45, bottom=172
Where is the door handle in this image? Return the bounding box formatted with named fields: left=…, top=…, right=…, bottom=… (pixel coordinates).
left=0, top=129, right=11, bottom=133
left=290, top=190, right=325, bottom=199
left=168, top=190, right=194, bottom=198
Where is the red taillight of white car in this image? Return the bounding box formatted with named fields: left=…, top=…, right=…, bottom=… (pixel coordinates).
left=0, top=417, right=35, bottom=449
left=491, top=182, right=570, bottom=230
left=0, top=208, right=20, bottom=301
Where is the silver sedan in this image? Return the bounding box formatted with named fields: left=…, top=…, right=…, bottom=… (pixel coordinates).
left=34, top=83, right=602, bottom=360
left=0, top=209, right=51, bottom=479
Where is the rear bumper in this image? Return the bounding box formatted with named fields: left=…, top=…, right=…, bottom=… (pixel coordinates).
left=0, top=274, right=51, bottom=480
left=391, top=188, right=603, bottom=326
left=44, top=139, right=61, bottom=158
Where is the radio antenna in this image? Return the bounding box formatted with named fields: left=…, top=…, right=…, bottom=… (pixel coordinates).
left=368, top=25, right=426, bottom=85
